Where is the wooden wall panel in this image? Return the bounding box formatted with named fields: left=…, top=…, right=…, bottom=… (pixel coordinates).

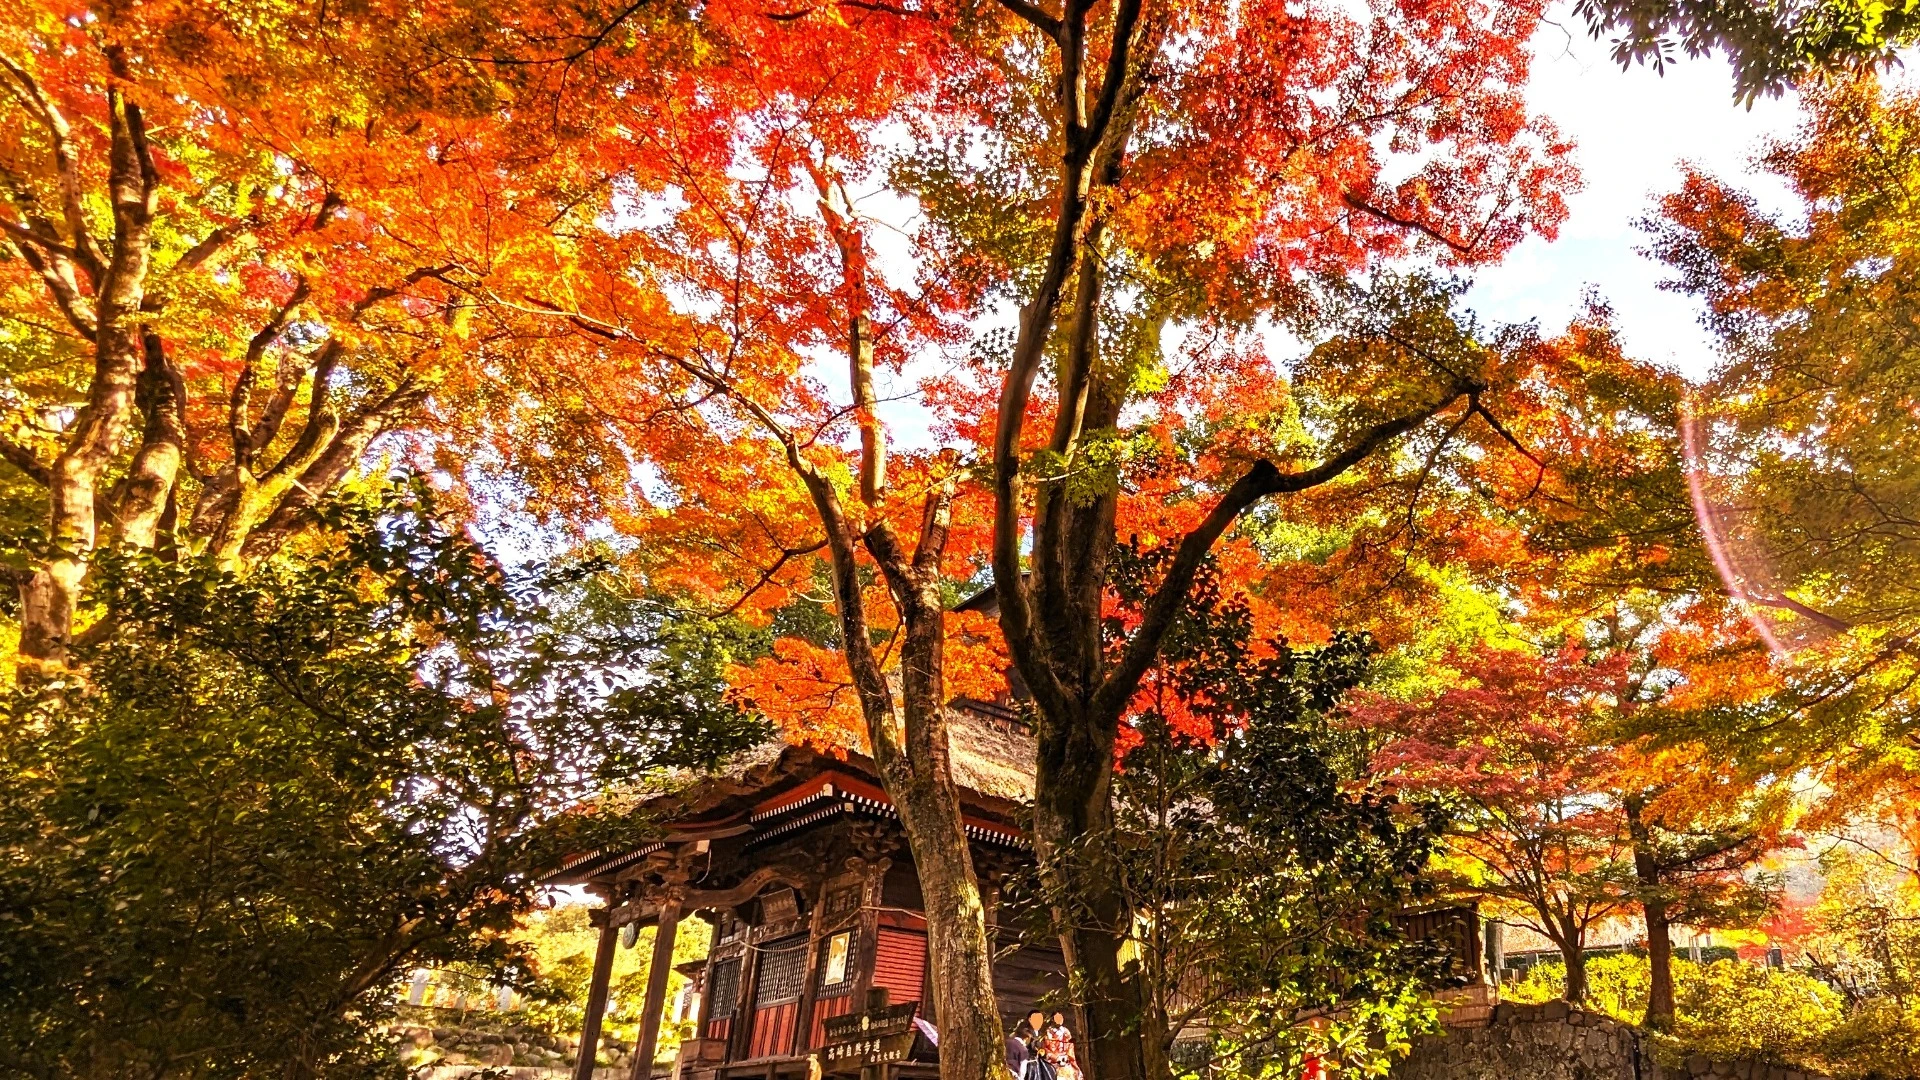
left=991, top=942, right=1068, bottom=1026
left=747, top=936, right=808, bottom=1060
left=872, top=928, right=927, bottom=1007
left=808, top=990, right=855, bottom=1047
left=747, top=1001, right=798, bottom=1059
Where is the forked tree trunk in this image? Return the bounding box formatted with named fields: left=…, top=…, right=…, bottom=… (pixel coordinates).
left=782, top=439, right=1010, bottom=1080
left=15, top=81, right=156, bottom=668
left=867, top=531, right=1013, bottom=1080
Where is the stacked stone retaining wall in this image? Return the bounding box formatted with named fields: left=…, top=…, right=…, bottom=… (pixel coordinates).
left=1392, top=1001, right=1827, bottom=1080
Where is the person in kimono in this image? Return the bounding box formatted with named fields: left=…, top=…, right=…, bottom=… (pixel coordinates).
left=1041, top=1011, right=1080, bottom=1080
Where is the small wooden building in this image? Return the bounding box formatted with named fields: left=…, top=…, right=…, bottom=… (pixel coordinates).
left=548, top=706, right=1059, bottom=1080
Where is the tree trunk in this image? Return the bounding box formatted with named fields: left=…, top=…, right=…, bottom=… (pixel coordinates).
left=18, top=325, right=143, bottom=665
left=1557, top=937, right=1588, bottom=1004
left=798, top=480, right=1012, bottom=1080
left=1030, top=704, right=1154, bottom=1080
left=1626, top=797, right=1676, bottom=1029
left=17, top=83, right=155, bottom=669
left=881, top=516, right=1013, bottom=1080
left=894, top=765, right=1014, bottom=1080
left=1642, top=894, right=1676, bottom=1028
left=114, top=334, right=186, bottom=549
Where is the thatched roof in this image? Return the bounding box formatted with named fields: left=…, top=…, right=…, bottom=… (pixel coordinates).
left=651, top=704, right=1035, bottom=826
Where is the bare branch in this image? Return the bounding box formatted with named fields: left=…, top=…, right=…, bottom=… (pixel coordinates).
left=708, top=538, right=827, bottom=618
left=353, top=264, right=461, bottom=317
left=1343, top=192, right=1477, bottom=256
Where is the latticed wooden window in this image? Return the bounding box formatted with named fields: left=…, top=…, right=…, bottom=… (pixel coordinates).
left=755, top=937, right=808, bottom=1005
left=708, top=958, right=741, bottom=1018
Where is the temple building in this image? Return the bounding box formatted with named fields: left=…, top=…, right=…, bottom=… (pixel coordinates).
left=546, top=706, right=1057, bottom=1080
left=548, top=683, right=1491, bottom=1080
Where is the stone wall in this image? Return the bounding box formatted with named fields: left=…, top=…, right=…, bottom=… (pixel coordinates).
left=1392, top=1001, right=1827, bottom=1080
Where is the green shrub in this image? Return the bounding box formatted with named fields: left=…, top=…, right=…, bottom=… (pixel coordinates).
left=1501, top=954, right=1650, bottom=1021
left=1820, top=997, right=1920, bottom=1080
left=1667, top=960, right=1843, bottom=1068
left=1495, top=954, right=1920, bottom=1078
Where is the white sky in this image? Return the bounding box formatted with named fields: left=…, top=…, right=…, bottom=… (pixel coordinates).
left=1464, top=11, right=1805, bottom=380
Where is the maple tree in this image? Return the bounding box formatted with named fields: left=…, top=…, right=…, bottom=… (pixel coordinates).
left=1350, top=642, right=1634, bottom=1005
left=1589, top=601, right=1786, bottom=1029
left=488, top=0, right=1582, bottom=1073
left=1436, top=298, right=1800, bottom=1023
left=1643, top=75, right=1920, bottom=851
left=955, top=1, right=1575, bottom=1070
left=0, top=0, right=706, bottom=668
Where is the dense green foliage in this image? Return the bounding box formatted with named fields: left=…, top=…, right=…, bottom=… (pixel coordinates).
left=1007, top=555, right=1453, bottom=1079
left=0, top=486, right=768, bottom=1080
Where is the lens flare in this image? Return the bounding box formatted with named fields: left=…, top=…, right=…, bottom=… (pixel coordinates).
left=1679, top=396, right=1791, bottom=661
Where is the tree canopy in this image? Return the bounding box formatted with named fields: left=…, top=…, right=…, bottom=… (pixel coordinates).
left=0, top=484, right=767, bottom=1079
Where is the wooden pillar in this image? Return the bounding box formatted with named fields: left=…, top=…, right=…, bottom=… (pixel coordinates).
left=576, top=908, right=621, bottom=1080
left=631, top=898, right=684, bottom=1080
left=850, top=859, right=889, bottom=1012
left=794, top=880, right=832, bottom=1055
left=730, top=922, right=763, bottom=1063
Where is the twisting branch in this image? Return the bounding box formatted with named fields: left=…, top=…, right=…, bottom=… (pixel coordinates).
left=1468, top=393, right=1549, bottom=499
left=712, top=538, right=829, bottom=618
left=354, top=264, right=463, bottom=317
left=231, top=278, right=313, bottom=465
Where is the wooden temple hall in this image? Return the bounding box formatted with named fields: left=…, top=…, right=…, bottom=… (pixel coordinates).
left=546, top=708, right=1059, bottom=1080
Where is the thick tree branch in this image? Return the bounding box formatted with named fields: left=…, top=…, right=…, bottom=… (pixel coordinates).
left=262, top=342, right=346, bottom=483
left=1089, top=389, right=1476, bottom=722
left=232, top=278, right=312, bottom=466
left=241, top=374, right=424, bottom=559
left=0, top=53, right=105, bottom=282
left=0, top=165, right=98, bottom=336
left=1082, top=0, right=1149, bottom=159
left=0, top=433, right=50, bottom=484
